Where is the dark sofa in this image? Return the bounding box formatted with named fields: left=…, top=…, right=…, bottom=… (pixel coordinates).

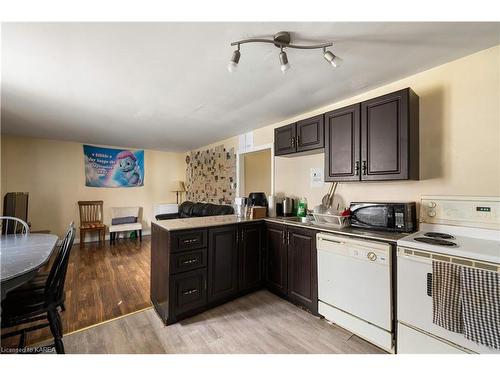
left=155, top=201, right=234, bottom=220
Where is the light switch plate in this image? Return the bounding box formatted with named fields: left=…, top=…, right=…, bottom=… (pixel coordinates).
left=310, top=168, right=324, bottom=188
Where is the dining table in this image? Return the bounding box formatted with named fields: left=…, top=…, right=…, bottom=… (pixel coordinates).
left=0, top=233, right=59, bottom=302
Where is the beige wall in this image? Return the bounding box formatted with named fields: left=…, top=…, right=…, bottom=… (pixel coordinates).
left=1, top=135, right=185, bottom=239
left=243, top=149, right=272, bottom=197
left=192, top=45, right=500, bottom=210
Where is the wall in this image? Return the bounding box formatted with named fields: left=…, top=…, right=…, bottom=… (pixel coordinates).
left=1, top=135, right=185, bottom=239
left=185, top=144, right=236, bottom=204
left=190, top=45, right=500, bottom=211
left=243, top=149, right=271, bottom=197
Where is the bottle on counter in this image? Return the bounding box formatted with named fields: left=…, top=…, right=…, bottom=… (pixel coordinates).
left=297, top=197, right=308, bottom=218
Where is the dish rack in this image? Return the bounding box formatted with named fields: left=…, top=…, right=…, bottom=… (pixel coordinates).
left=312, top=213, right=350, bottom=228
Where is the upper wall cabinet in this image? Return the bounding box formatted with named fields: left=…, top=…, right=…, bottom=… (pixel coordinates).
left=325, top=88, right=419, bottom=182
left=274, top=115, right=324, bottom=156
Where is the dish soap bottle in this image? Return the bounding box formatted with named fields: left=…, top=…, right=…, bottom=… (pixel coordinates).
left=297, top=197, right=308, bottom=218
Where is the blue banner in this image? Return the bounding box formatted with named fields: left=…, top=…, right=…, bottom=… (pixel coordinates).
left=83, top=145, right=144, bottom=188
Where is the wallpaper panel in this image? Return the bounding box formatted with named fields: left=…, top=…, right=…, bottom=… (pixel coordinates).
left=185, top=145, right=236, bottom=204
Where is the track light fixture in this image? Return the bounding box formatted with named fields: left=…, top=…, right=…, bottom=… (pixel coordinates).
left=279, top=47, right=290, bottom=73
left=227, top=44, right=240, bottom=72
left=323, top=48, right=342, bottom=68
left=228, top=31, right=340, bottom=73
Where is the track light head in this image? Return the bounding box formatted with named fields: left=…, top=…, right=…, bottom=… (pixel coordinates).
left=323, top=50, right=342, bottom=68
left=227, top=48, right=241, bottom=73
left=279, top=50, right=290, bottom=73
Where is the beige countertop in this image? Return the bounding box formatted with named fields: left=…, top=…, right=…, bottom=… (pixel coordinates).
left=153, top=215, right=409, bottom=243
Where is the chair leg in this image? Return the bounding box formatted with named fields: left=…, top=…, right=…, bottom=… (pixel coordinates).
left=139, top=230, right=142, bottom=242
left=47, top=309, right=65, bottom=354
left=80, top=230, right=85, bottom=248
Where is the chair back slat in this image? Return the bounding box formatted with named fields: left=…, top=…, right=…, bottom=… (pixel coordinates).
left=78, top=201, right=104, bottom=226
left=1, top=216, right=29, bottom=235
left=45, top=222, right=76, bottom=303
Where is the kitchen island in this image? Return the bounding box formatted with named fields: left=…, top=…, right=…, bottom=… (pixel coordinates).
left=151, top=215, right=408, bottom=325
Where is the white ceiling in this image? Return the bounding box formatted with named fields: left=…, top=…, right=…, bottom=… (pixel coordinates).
left=2, top=22, right=499, bottom=151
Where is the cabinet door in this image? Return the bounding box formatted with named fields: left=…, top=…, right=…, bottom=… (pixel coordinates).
left=324, top=104, right=361, bottom=182
left=170, top=268, right=207, bottom=317
left=208, top=225, right=238, bottom=303
left=239, top=223, right=264, bottom=292
left=274, top=123, right=296, bottom=156
left=265, top=223, right=287, bottom=296
left=287, top=227, right=318, bottom=313
left=361, top=88, right=409, bottom=180
left=296, top=115, right=324, bottom=152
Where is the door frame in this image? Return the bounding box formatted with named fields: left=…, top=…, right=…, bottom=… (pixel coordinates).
left=236, top=143, right=275, bottom=198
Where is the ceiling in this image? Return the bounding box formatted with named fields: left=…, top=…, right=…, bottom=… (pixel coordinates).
left=2, top=22, right=499, bottom=151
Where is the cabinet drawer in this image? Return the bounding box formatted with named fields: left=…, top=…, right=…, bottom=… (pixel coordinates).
left=170, top=268, right=207, bottom=316
left=170, top=248, right=207, bottom=274
left=171, top=229, right=207, bottom=252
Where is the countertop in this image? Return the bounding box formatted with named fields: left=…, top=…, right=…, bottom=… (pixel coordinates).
left=153, top=215, right=409, bottom=244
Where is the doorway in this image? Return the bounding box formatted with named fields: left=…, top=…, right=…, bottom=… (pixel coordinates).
left=236, top=145, right=274, bottom=198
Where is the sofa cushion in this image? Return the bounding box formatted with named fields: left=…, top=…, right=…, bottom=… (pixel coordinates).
left=178, top=201, right=195, bottom=218
left=111, top=216, right=137, bottom=225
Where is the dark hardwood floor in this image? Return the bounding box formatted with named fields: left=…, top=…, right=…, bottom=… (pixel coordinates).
left=1, top=236, right=151, bottom=348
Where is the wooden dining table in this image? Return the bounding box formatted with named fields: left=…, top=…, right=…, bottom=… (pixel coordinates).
left=0, top=233, right=59, bottom=302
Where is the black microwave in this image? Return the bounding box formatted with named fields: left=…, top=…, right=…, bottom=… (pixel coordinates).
left=349, top=202, right=417, bottom=232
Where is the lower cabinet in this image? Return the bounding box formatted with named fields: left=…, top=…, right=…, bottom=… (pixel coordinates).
left=266, top=223, right=288, bottom=296
left=170, top=268, right=207, bottom=316
left=239, top=222, right=265, bottom=292
left=151, top=221, right=317, bottom=325
left=208, top=225, right=239, bottom=303
left=287, top=226, right=318, bottom=313
left=265, top=223, right=318, bottom=314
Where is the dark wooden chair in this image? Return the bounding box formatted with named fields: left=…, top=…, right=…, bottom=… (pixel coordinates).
left=78, top=200, right=105, bottom=247
left=1, top=223, right=76, bottom=354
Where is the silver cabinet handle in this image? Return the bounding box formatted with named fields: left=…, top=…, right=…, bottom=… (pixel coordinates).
left=182, top=288, right=198, bottom=295
left=355, top=161, right=360, bottom=176
left=181, top=258, right=198, bottom=265
left=183, top=238, right=198, bottom=244
left=362, top=161, right=367, bottom=175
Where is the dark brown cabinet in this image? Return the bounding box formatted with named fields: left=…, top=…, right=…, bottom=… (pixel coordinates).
left=325, top=88, right=419, bottom=182
left=274, top=123, right=296, bottom=156
left=170, top=268, right=207, bottom=316
left=274, top=115, right=324, bottom=156
left=287, top=226, right=318, bottom=313
left=265, top=223, right=318, bottom=314
left=239, top=222, right=265, bottom=292
left=324, top=103, right=361, bottom=182
left=265, top=223, right=288, bottom=296
left=361, top=88, right=419, bottom=180
left=152, top=221, right=318, bottom=325
left=208, top=225, right=239, bottom=304
left=296, top=115, right=324, bottom=153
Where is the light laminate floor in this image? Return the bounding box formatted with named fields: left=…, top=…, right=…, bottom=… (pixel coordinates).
left=63, top=290, right=385, bottom=354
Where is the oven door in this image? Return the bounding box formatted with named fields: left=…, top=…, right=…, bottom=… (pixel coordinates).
left=350, top=203, right=394, bottom=230
left=396, top=248, right=499, bottom=354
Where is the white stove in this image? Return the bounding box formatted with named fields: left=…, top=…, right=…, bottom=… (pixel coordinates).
left=396, top=195, right=500, bottom=354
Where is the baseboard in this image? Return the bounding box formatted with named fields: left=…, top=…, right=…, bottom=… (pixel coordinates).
left=57, top=230, right=151, bottom=245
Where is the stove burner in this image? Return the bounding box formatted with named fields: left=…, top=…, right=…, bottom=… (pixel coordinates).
left=423, top=232, right=455, bottom=239
left=414, top=237, right=457, bottom=247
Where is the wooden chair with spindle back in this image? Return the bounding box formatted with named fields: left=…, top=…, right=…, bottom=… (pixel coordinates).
left=77, top=201, right=106, bottom=247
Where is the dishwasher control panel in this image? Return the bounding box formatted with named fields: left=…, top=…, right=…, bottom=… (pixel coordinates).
left=317, top=233, right=391, bottom=266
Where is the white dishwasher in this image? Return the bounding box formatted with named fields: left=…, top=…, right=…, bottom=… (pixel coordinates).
left=317, top=232, right=393, bottom=352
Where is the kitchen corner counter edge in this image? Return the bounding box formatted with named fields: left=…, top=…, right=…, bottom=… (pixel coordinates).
left=153, top=215, right=409, bottom=243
